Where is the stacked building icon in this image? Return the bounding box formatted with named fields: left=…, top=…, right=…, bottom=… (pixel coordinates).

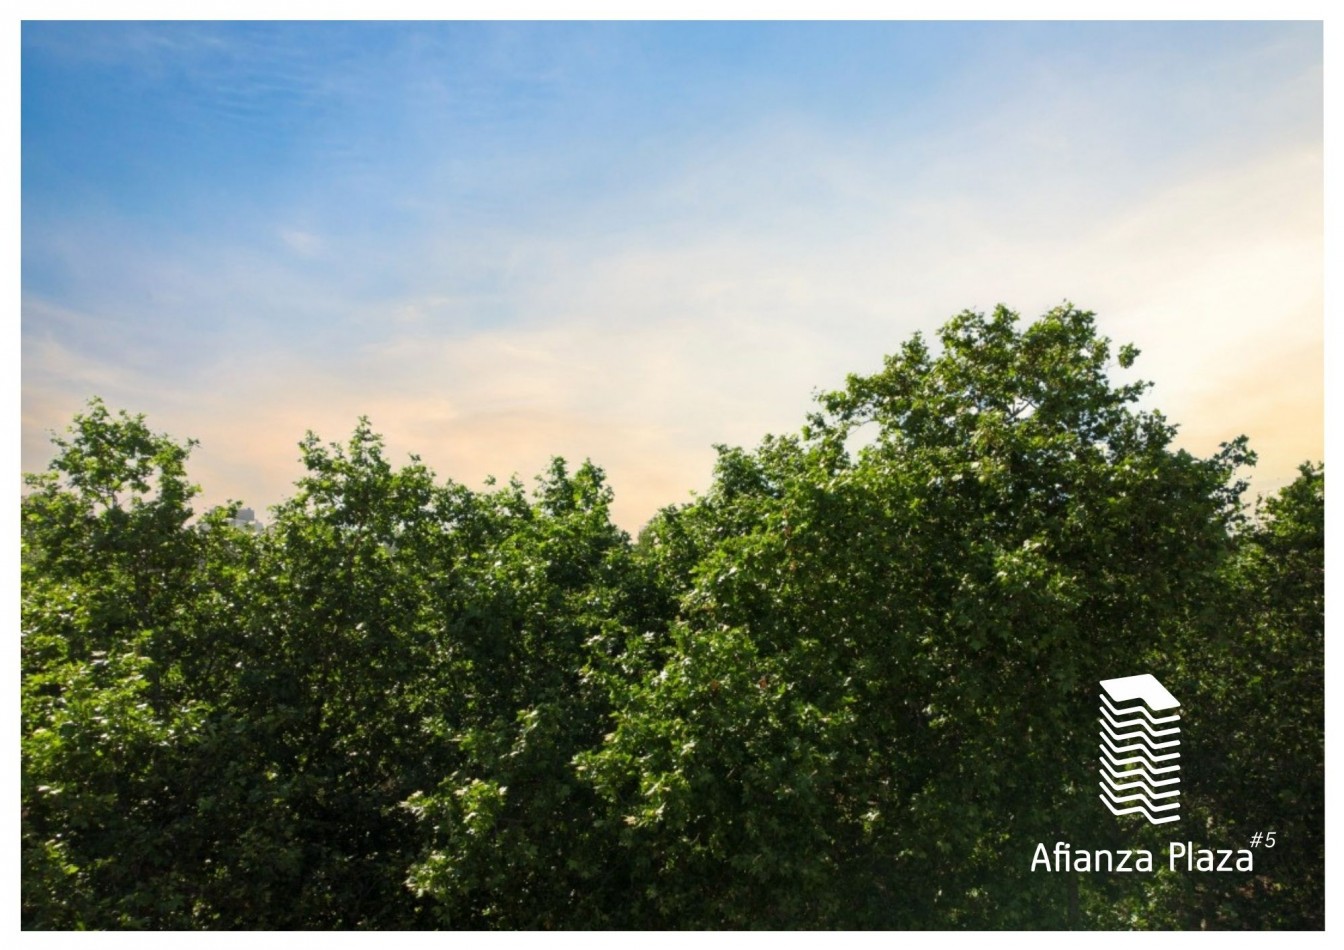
left=1098, top=674, right=1181, bottom=825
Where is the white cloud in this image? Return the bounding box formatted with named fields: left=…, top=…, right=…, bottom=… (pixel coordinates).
left=22, top=33, right=1321, bottom=530
left=279, top=227, right=324, bottom=258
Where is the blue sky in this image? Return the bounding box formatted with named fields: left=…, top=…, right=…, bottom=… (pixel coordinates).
left=21, top=21, right=1323, bottom=528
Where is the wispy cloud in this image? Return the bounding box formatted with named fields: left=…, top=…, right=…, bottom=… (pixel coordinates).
left=278, top=227, right=325, bottom=258
left=22, top=22, right=1321, bottom=529
left=23, top=139, right=1321, bottom=527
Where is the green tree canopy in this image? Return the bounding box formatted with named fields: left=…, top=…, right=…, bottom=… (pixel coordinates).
left=21, top=306, right=1323, bottom=930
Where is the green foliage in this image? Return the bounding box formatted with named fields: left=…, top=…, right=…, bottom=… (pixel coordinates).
left=22, top=401, right=217, bottom=926
left=1143, top=463, right=1324, bottom=929
left=21, top=306, right=1323, bottom=930
left=582, top=305, right=1268, bottom=928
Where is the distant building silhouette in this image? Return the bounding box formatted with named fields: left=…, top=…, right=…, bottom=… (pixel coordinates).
left=228, top=506, right=264, bottom=532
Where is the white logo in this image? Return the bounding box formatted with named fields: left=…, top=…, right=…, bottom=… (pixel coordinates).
left=1098, top=674, right=1181, bottom=825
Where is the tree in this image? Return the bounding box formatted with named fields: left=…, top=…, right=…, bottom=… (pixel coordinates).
left=22, top=400, right=228, bottom=926
left=582, top=304, right=1258, bottom=927
left=1141, top=463, right=1324, bottom=929
left=403, top=458, right=664, bottom=928
left=22, top=305, right=1321, bottom=929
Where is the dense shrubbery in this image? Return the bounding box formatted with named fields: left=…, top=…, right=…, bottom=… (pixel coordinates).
left=21, top=305, right=1323, bottom=929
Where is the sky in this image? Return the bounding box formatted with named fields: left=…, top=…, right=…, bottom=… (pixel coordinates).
left=20, top=20, right=1324, bottom=531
